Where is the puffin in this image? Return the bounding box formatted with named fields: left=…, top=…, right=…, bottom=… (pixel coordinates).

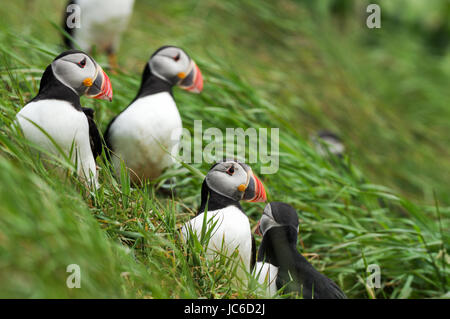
left=181, top=160, right=267, bottom=280
left=15, top=50, right=113, bottom=187
left=311, top=130, right=345, bottom=158
left=104, top=45, right=203, bottom=184
left=63, top=0, right=135, bottom=70
left=254, top=202, right=347, bottom=299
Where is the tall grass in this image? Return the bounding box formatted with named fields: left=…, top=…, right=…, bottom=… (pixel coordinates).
left=0, top=0, right=448, bottom=298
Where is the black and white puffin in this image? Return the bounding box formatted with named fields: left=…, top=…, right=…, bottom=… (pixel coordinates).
left=104, top=46, right=203, bottom=184
left=311, top=130, right=345, bottom=158
left=181, top=160, right=267, bottom=279
left=254, top=202, right=347, bottom=299
left=63, top=0, right=135, bottom=69
left=15, top=50, right=113, bottom=187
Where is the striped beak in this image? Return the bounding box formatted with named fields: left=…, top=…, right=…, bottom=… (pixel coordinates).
left=178, top=61, right=203, bottom=93
left=85, top=64, right=113, bottom=102
left=243, top=170, right=267, bottom=203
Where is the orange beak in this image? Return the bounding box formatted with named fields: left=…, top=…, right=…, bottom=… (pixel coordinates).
left=86, top=66, right=113, bottom=102
left=244, top=172, right=267, bottom=203
left=179, top=62, right=203, bottom=93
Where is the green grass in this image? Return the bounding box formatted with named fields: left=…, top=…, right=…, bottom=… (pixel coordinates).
left=0, top=0, right=449, bottom=298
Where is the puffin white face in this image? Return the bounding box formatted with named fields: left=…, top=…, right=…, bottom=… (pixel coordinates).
left=51, top=52, right=113, bottom=101
left=205, top=160, right=267, bottom=202
left=256, top=202, right=299, bottom=236
left=258, top=204, right=277, bottom=236
left=149, top=46, right=203, bottom=93
left=312, top=131, right=345, bottom=157
left=318, top=137, right=345, bottom=156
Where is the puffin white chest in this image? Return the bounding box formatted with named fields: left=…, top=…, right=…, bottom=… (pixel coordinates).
left=108, top=92, right=182, bottom=181
left=254, top=262, right=279, bottom=297
left=73, top=0, right=135, bottom=52
left=15, top=99, right=96, bottom=184
left=181, top=206, right=252, bottom=272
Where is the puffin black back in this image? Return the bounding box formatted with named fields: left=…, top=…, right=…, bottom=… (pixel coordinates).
left=256, top=202, right=346, bottom=299
left=258, top=225, right=346, bottom=299
left=82, top=107, right=103, bottom=159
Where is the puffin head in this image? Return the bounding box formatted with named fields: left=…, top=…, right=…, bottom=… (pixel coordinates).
left=204, top=159, right=267, bottom=203
left=148, top=46, right=203, bottom=93
left=312, top=130, right=345, bottom=158
left=255, top=202, right=299, bottom=240
left=50, top=50, right=113, bottom=101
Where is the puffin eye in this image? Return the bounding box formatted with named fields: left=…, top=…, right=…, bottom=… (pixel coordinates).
left=173, top=53, right=180, bottom=62
left=226, top=166, right=235, bottom=176
left=77, top=58, right=87, bottom=68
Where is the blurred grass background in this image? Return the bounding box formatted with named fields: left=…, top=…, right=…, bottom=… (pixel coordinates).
left=0, top=0, right=449, bottom=298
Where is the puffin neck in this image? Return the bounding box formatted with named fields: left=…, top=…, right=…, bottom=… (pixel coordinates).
left=257, top=226, right=298, bottom=267
left=198, top=180, right=242, bottom=214
left=135, top=64, right=174, bottom=100
left=31, top=65, right=82, bottom=110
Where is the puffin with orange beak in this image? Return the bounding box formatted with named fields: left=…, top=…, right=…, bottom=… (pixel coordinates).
left=105, top=46, right=203, bottom=184
left=181, top=160, right=267, bottom=280
left=15, top=50, right=112, bottom=187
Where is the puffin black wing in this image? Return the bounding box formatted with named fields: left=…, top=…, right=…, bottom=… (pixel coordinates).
left=281, top=253, right=347, bottom=299
left=82, top=107, right=103, bottom=159
left=62, top=0, right=77, bottom=49
left=250, top=235, right=256, bottom=271
left=258, top=223, right=346, bottom=299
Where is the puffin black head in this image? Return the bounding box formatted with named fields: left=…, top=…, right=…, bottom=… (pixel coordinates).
left=205, top=159, right=267, bottom=203
left=311, top=130, right=345, bottom=158
left=256, top=202, right=299, bottom=241
left=148, top=46, right=203, bottom=93
left=46, top=50, right=113, bottom=101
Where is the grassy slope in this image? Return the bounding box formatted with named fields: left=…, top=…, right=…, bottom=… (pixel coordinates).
left=0, top=0, right=449, bottom=298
